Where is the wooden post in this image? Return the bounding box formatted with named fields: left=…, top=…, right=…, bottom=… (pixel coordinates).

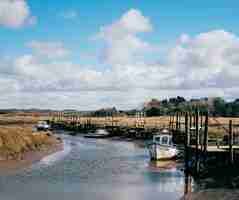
left=195, top=108, right=200, bottom=173
left=172, top=114, right=175, bottom=131
left=229, top=120, right=234, bottom=165
left=169, top=115, right=172, bottom=131
left=203, top=111, right=208, bottom=163
left=184, top=171, right=192, bottom=196
left=176, top=112, right=179, bottom=133
left=178, top=112, right=181, bottom=131
left=185, top=112, right=190, bottom=171
left=200, top=112, right=203, bottom=150
left=189, top=113, right=192, bottom=130
left=203, top=112, right=208, bottom=153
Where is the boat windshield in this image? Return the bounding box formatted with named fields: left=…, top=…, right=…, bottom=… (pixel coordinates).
left=154, top=135, right=173, bottom=146
left=154, top=137, right=161, bottom=143
left=161, top=136, right=168, bottom=145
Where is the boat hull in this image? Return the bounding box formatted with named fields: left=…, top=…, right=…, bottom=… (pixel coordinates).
left=84, top=134, right=110, bottom=139
left=84, top=129, right=110, bottom=139
left=149, top=144, right=177, bottom=160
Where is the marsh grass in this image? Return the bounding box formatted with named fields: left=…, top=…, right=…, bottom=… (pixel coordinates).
left=0, top=126, right=57, bottom=160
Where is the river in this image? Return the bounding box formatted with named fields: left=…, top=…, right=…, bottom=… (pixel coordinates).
left=0, top=132, right=190, bottom=200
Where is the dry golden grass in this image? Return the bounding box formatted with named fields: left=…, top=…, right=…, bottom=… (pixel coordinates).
left=0, top=114, right=48, bottom=126
left=2, top=113, right=238, bottom=141
left=66, top=116, right=239, bottom=127
left=57, top=115, right=239, bottom=139
left=63, top=116, right=171, bottom=128
left=0, top=126, right=59, bottom=160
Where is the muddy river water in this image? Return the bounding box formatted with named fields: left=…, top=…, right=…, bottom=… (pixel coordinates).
left=1, top=132, right=235, bottom=200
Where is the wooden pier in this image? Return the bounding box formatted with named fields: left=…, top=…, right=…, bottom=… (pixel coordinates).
left=49, top=112, right=166, bottom=138
left=49, top=110, right=239, bottom=177
left=171, top=109, right=239, bottom=176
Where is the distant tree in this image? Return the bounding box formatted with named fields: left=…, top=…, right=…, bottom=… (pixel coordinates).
left=176, top=96, right=186, bottom=104
left=231, top=100, right=239, bottom=117
left=169, top=97, right=178, bottom=104
left=233, top=99, right=239, bottom=105
left=161, top=99, right=168, bottom=105
left=128, top=96, right=239, bottom=117
left=145, top=107, right=161, bottom=116
left=212, top=97, right=226, bottom=116
left=169, top=96, right=186, bottom=105
left=125, top=109, right=138, bottom=116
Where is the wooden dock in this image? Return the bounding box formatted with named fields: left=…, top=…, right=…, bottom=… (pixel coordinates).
left=190, top=145, right=239, bottom=152
left=177, top=109, right=239, bottom=177
left=49, top=110, right=239, bottom=177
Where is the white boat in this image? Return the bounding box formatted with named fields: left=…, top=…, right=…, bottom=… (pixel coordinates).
left=148, top=133, right=178, bottom=160
left=36, top=121, right=50, bottom=131
left=84, top=129, right=110, bottom=138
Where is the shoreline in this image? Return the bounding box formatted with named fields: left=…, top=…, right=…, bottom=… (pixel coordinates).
left=0, top=124, right=64, bottom=175
left=0, top=138, right=63, bottom=175
left=182, top=189, right=239, bottom=200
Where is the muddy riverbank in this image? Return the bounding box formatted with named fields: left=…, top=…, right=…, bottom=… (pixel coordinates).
left=0, top=126, right=62, bottom=173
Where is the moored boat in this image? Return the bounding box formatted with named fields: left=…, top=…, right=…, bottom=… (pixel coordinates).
left=148, top=132, right=178, bottom=160
left=36, top=121, right=50, bottom=131
left=84, top=129, right=110, bottom=138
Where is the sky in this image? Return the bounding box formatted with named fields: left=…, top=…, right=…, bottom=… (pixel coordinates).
left=0, top=0, right=239, bottom=110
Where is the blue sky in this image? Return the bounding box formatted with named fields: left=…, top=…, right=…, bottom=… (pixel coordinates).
left=0, top=0, right=239, bottom=109
left=1, top=0, right=239, bottom=64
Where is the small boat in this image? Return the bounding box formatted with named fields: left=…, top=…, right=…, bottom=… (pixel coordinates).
left=84, top=129, right=110, bottom=138
left=148, top=133, right=178, bottom=160
left=36, top=121, right=50, bottom=131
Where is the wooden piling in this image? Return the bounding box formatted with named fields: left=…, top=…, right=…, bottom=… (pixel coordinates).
left=176, top=112, right=179, bottom=133
left=169, top=115, right=172, bottom=131
left=203, top=112, right=208, bottom=153
left=229, top=120, right=234, bottom=164
left=184, top=172, right=192, bottom=196
left=179, top=112, right=181, bottom=131
left=172, top=114, right=175, bottom=131
left=195, top=108, right=200, bottom=173
left=185, top=112, right=190, bottom=171
left=189, top=113, right=192, bottom=131
left=200, top=112, right=203, bottom=151
left=203, top=111, right=208, bottom=163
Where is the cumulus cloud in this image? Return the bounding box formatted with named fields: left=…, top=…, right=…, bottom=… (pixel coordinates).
left=168, top=30, right=239, bottom=89
left=0, top=0, right=36, bottom=28
left=27, top=41, right=70, bottom=58
left=95, top=9, right=153, bottom=64
left=4, top=29, right=239, bottom=93
left=1, top=8, right=239, bottom=109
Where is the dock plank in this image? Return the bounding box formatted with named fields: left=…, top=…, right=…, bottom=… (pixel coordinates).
left=189, top=145, right=239, bottom=152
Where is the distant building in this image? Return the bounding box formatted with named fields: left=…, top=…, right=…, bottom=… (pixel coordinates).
left=94, top=107, right=118, bottom=117
left=144, top=99, right=161, bottom=109
left=189, top=97, right=217, bottom=112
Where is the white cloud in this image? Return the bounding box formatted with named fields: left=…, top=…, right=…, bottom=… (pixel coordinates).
left=27, top=41, right=70, bottom=58
left=114, top=9, right=152, bottom=33
left=0, top=0, right=36, bottom=28
left=3, top=29, right=239, bottom=97
left=167, top=30, right=239, bottom=89
left=95, top=9, right=153, bottom=64
left=1, top=8, right=239, bottom=109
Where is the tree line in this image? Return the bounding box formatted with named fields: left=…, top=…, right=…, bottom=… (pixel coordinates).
left=144, top=97, right=239, bottom=117
left=88, top=97, right=239, bottom=117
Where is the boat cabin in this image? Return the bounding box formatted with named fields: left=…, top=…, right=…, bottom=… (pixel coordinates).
left=36, top=121, right=50, bottom=131
left=153, top=135, right=173, bottom=146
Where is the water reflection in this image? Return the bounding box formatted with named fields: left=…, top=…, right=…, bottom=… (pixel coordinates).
left=148, top=160, right=177, bottom=171
left=0, top=134, right=188, bottom=200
